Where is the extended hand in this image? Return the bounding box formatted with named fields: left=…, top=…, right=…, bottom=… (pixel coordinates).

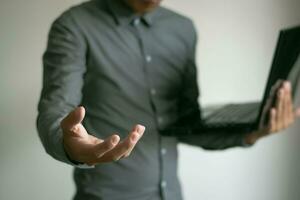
left=61, top=106, right=145, bottom=166
left=245, top=81, right=300, bottom=145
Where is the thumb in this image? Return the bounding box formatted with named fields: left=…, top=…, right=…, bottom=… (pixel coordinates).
left=61, top=106, right=86, bottom=131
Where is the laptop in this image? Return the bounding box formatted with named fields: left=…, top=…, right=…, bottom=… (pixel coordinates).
left=161, top=25, right=300, bottom=136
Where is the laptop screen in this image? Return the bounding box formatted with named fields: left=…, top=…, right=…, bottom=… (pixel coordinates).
left=257, top=25, right=300, bottom=126
left=288, top=54, right=300, bottom=98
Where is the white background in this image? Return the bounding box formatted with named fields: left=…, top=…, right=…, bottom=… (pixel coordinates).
left=0, top=0, right=299, bottom=199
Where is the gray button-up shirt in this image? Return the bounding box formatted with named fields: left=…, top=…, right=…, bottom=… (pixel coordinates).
left=37, top=0, right=246, bottom=199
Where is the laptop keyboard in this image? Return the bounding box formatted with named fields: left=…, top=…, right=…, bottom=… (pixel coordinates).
left=205, top=102, right=260, bottom=124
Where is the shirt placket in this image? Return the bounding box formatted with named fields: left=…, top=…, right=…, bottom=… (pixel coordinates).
left=130, top=17, right=169, bottom=200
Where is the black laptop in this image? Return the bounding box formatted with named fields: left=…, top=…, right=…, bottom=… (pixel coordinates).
left=162, top=25, right=300, bottom=135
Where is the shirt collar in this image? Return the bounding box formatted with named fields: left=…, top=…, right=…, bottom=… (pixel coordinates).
left=106, top=0, right=159, bottom=26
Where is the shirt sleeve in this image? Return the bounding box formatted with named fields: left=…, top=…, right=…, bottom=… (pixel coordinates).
left=36, top=11, right=93, bottom=167
left=174, top=21, right=251, bottom=150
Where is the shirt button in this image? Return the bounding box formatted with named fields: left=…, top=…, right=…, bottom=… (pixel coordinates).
left=161, top=180, right=167, bottom=188
left=133, top=18, right=140, bottom=26
left=157, top=116, right=164, bottom=124
left=150, top=88, right=157, bottom=95
left=145, top=55, right=152, bottom=63
left=161, top=148, right=167, bottom=155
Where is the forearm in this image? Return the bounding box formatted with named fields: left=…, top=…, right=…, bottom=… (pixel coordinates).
left=37, top=11, right=87, bottom=166
left=161, top=111, right=251, bottom=150
left=177, top=130, right=251, bottom=150
left=36, top=109, right=71, bottom=164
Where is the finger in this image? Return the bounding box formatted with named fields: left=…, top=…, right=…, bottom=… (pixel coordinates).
left=110, top=125, right=144, bottom=160
left=61, top=106, right=85, bottom=131
left=88, top=134, right=104, bottom=144
left=282, top=83, right=290, bottom=127
left=96, top=136, right=137, bottom=162
left=97, top=125, right=145, bottom=162
left=275, top=89, right=284, bottom=129
left=269, top=108, right=277, bottom=133
left=93, top=134, right=120, bottom=158
left=76, top=134, right=120, bottom=166
left=283, top=81, right=294, bottom=125
left=122, top=125, right=146, bottom=158
left=260, top=80, right=283, bottom=128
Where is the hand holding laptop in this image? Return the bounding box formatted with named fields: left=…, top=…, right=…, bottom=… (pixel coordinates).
left=244, top=81, right=300, bottom=145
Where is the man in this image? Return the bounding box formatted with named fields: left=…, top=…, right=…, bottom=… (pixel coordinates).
left=37, top=0, right=300, bottom=199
